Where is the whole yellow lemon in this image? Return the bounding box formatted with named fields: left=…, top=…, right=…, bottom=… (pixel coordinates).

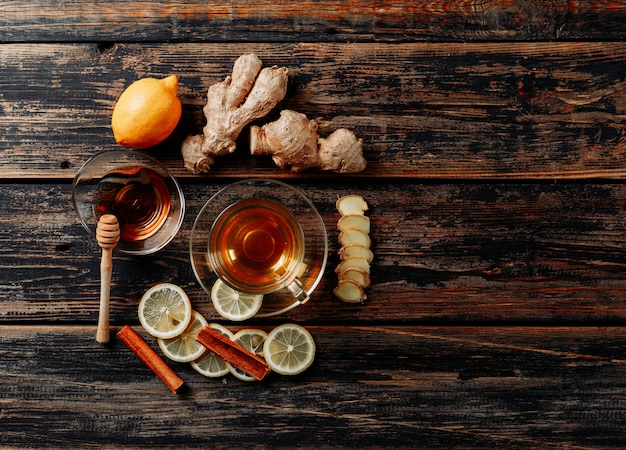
left=111, top=75, right=182, bottom=149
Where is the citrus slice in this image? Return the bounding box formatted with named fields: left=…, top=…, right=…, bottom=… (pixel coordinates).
left=227, top=329, right=268, bottom=382
left=157, top=310, right=208, bottom=363
left=211, top=279, right=263, bottom=321
left=190, top=323, right=234, bottom=378
left=138, top=283, right=192, bottom=339
left=263, top=324, right=316, bottom=375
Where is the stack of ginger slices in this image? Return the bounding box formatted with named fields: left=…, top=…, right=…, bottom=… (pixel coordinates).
left=333, top=195, right=372, bottom=303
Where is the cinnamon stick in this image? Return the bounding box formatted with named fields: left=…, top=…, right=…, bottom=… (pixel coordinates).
left=195, top=326, right=270, bottom=381
left=117, top=325, right=184, bottom=394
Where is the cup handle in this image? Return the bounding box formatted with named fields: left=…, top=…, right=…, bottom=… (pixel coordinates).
left=286, top=278, right=310, bottom=304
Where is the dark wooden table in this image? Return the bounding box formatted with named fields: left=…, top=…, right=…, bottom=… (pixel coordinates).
left=3, top=1, right=626, bottom=447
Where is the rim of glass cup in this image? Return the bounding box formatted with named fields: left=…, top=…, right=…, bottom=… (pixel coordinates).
left=190, top=178, right=328, bottom=317
left=71, top=149, right=186, bottom=255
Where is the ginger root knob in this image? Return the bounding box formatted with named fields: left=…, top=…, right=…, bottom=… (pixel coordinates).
left=318, top=128, right=366, bottom=173
left=250, top=109, right=366, bottom=173
left=250, top=110, right=321, bottom=172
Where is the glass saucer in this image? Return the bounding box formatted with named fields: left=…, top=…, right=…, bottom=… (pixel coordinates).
left=190, top=179, right=328, bottom=318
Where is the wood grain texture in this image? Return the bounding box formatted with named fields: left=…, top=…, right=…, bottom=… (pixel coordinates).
left=1, top=42, right=626, bottom=180
left=2, top=325, right=626, bottom=448
left=2, top=1, right=626, bottom=447
left=0, top=0, right=624, bottom=42
left=2, top=181, right=626, bottom=324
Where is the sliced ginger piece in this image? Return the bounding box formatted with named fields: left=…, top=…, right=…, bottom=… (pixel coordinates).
left=337, top=215, right=370, bottom=234
left=339, top=228, right=371, bottom=249
left=335, top=257, right=370, bottom=275
left=338, top=267, right=371, bottom=289
left=336, top=195, right=368, bottom=216
left=339, top=244, right=374, bottom=263
left=334, top=279, right=367, bottom=303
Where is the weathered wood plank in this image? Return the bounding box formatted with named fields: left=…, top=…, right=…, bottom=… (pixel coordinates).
left=2, top=325, right=626, bottom=448
left=0, top=0, right=624, bottom=42
left=1, top=42, right=625, bottom=180
left=2, top=181, right=626, bottom=324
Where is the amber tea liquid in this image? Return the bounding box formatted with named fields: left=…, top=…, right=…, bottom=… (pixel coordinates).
left=93, top=166, right=171, bottom=242
left=209, top=198, right=304, bottom=294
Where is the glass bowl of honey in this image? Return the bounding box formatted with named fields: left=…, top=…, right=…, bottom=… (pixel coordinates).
left=71, top=150, right=185, bottom=255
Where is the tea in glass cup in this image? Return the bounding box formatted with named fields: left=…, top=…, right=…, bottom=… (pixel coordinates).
left=208, top=198, right=305, bottom=297
left=190, top=178, right=328, bottom=317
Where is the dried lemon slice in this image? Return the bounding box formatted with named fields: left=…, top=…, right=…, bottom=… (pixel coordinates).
left=227, top=328, right=268, bottom=382
left=190, top=323, right=234, bottom=378
left=211, top=279, right=263, bottom=321
left=138, top=283, right=192, bottom=339
left=263, top=324, right=316, bottom=375
left=158, top=310, right=208, bottom=363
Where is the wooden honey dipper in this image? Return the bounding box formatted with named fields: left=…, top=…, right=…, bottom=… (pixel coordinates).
left=95, top=214, right=120, bottom=343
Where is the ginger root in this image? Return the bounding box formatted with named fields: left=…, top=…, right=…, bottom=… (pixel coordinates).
left=250, top=109, right=366, bottom=173
left=181, top=54, right=288, bottom=174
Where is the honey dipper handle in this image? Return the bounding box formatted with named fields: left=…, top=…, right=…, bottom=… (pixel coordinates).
left=96, top=247, right=113, bottom=343
left=95, top=214, right=120, bottom=344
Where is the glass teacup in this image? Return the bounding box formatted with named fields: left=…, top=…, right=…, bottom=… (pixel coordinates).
left=190, top=179, right=328, bottom=317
